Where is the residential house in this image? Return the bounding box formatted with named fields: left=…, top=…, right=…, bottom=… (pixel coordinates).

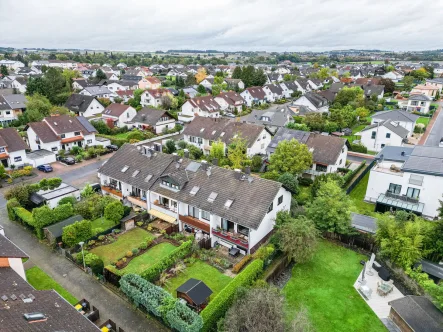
left=358, top=120, right=409, bottom=152
left=280, top=81, right=299, bottom=98
left=263, top=83, right=284, bottom=102
left=0, top=128, right=29, bottom=168
left=102, top=104, right=137, bottom=128
left=267, top=128, right=348, bottom=177
left=411, top=85, right=439, bottom=98
left=106, top=81, right=129, bottom=93
left=139, top=77, right=161, bottom=90
left=0, top=76, right=27, bottom=93
left=425, top=78, right=443, bottom=93
left=239, top=105, right=294, bottom=134
left=292, top=92, right=329, bottom=113
left=79, top=86, right=111, bottom=98
left=72, top=78, right=91, bottom=90
left=179, top=96, right=221, bottom=122
left=240, top=87, right=267, bottom=107
left=200, top=78, right=214, bottom=89
left=214, top=91, right=245, bottom=113
left=266, top=73, right=283, bottom=83
left=64, top=94, right=104, bottom=117
left=48, top=60, right=77, bottom=69
left=308, top=79, right=323, bottom=90
left=183, top=87, right=198, bottom=98
left=131, top=108, right=176, bottom=134
left=140, top=89, right=172, bottom=108
left=0, top=234, right=100, bottom=331
left=372, top=110, right=419, bottom=136
left=294, top=79, right=311, bottom=94
left=382, top=71, right=404, bottom=82
left=364, top=146, right=443, bottom=218
left=115, top=90, right=135, bottom=102
left=363, top=84, right=385, bottom=99
left=0, top=60, right=25, bottom=70
left=26, top=115, right=102, bottom=153
left=183, top=117, right=271, bottom=157
left=0, top=94, right=27, bottom=125
left=405, top=94, right=433, bottom=114
left=223, top=78, right=245, bottom=90
left=117, top=63, right=127, bottom=69
left=105, top=72, right=119, bottom=81
left=97, top=144, right=291, bottom=254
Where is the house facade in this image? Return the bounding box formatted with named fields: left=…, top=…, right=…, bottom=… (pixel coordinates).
left=292, top=92, right=329, bottom=113
left=0, top=128, right=29, bottom=168
left=65, top=94, right=105, bottom=117
left=371, top=110, right=419, bottom=136
left=359, top=120, right=409, bottom=152
left=131, top=108, right=176, bottom=134
left=140, top=89, right=172, bottom=108
left=240, top=87, right=267, bottom=107
left=179, top=96, right=221, bottom=122
left=102, top=104, right=137, bottom=128
left=214, top=91, right=245, bottom=113
left=406, top=94, right=432, bottom=114
left=0, top=94, right=26, bottom=125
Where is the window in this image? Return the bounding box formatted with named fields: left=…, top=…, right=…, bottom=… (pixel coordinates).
left=316, top=164, right=327, bottom=172
left=6, top=111, right=10, bottom=115
left=197, top=137, right=203, bottom=144
left=189, top=136, right=196, bottom=143
left=278, top=195, right=283, bottom=205
left=188, top=205, right=199, bottom=218
left=51, top=147, right=58, bottom=152
left=201, top=210, right=210, bottom=221
left=268, top=202, right=273, bottom=213
left=14, top=156, right=22, bottom=162
left=0, top=147, right=5, bottom=153
left=386, top=133, right=391, bottom=138
left=388, top=183, right=402, bottom=194
left=161, top=180, right=178, bottom=190
left=371, top=131, right=376, bottom=139
left=339, top=159, right=343, bottom=165
left=74, top=131, right=80, bottom=136
left=407, top=187, right=420, bottom=199
left=381, top=144, right=385, bottom=148
left=61, top=134, right=66, bottom=139
left=87, top=139, right=92, bottom=144
left=127, top=112, right=130, bottom=118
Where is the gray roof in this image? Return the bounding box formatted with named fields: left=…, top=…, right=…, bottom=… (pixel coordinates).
left=239, top=106, right=292, bottom=130
left=416, top=259, right=443, bottom=280
left=82, top=86, right=111, bottom=96
left=375, top=146, right=414, bottom=162
left=64, top=93, right=96, bottom=114
left=402, top=146, right=443, bottom=176
left=35, top=183, right=79, bottom=201
left=77, top=116, right=98, bottom=134
left=132, top=108, right=173, bottom=126
left=99, top=144, right=284, bottom=230
left=389, top=296, right=443, bottom=332
left=351, top=212, right=376, bottom=234
left=44, top=215, right=84, bottom=238
left=372, top=110, right=419, bottom=123
left=363, top=84, right=384, bottom=97
left=176, top=278, right=212, bottom=306
left=361, top=119, right=409, bottom=138
left=409, top=94, right=432, bottom=101
left=267, top=127, right=310, bottom=154
left=2, top=94, right=26, bottom=109
left=0, top=234, right=28, bottom=258
left=26, top=149, right=55, bottom=160
left=298, top=92, right=328, bottom=108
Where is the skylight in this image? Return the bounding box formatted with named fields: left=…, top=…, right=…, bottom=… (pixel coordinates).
left=132, top=170, right=140, bottom=177
left=208, top=192, right=218, bottom=203
left=224, top=199, right=233, bottom=208
left=145, top=174, right=153, bottom=182
left=200, top=128, right=205, bottom=132
left=212, top=130, right=216, bottom=135
left=220, top=132, right=225, bottom=137
left=121, top=165, right=129, bottom=172
left=189, top=186, right=200, bottom=196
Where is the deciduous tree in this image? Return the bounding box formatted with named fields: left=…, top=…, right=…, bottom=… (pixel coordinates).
left=195, top=68, right=207, bottom=83
left=228, top=135, right=248, bottom=169
left=268, top=139, right=312, bottom=175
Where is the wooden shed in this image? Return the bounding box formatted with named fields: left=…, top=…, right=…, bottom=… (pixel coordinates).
left=176, top=278, right=212, bottom=312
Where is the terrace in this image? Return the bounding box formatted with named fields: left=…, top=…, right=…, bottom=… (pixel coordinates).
left=101, top=185, right=123, bottom=198
left=212, top=228, right=249, bottom=248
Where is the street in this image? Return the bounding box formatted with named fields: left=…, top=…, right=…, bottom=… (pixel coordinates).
left=423, top=102, right=443, bottom=146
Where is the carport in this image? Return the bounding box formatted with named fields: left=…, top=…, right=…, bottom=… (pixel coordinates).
left=26, top=149, right=57, bottom=167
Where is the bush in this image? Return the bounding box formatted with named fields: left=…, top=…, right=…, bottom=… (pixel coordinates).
left=6, top=198, right=20, bottom=221
left=127, top=130, right=145, bottom=141
left=104, top=201, right=124, bottom=223
left=201, top=259, right=264, bottom=331
left=166, top=300, right=203, bottom=332
left=126, top=251, right=133, bottom=258
left=132, top=248, right=139, bottom=255
left=98, top=235, right=105, bottom=241
left=62, top=220, right=93, bottom=247
left=252, top=244, right=275, bottom=261
left=139, top=241, right=148, bottom=250
left=298, top=177, right=313, bottom=186
left=342, top=161, right=366, bottom=188
left=13, top=207, right=34, bottom=225
left=88, top=240, right=96, bottom=246
left=232, top=255, right=252, bottom=273
left=141, top=240, right=192, bottom=282
left=58, top=196, right=77, bottom=207
left=350, top=143, right=368, bottom=153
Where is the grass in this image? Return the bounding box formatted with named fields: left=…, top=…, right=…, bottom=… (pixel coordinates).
left=343, top=123, right=368, bottom=142
left=90, top=217, right=117, bottom=233
left=417, top=117, right=430, bottom=126
left=164, top=260, right=232, bottom=300
left=113, top=132, right=131, bottom=139
left=349, top=171, right=375, bottom=215
left=283, top=241, right=386, bottom=332
left=26, top=266, right=78, bottom=305
left=119, top=242, right=177, bottom=274
left=91, top=228, right=154, bottom=266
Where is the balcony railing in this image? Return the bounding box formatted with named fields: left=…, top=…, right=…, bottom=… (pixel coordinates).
left=179, top=214, right=210, bottom=233
left=127, top=195, right=147, bottom=208
left=385, top=191, right=419, bottom=203
left=151, top=200, right=178, bottom=218
left=101, top=186, right=123, bottom=198
left=212, top=228, right=249, bottom=248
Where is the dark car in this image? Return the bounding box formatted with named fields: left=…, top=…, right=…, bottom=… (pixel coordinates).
left=106, top=144, right=119, bottom=151
left=90, top=183, right=102, bottom=193
left=37, top=164, right=53, bottom=173
left=60, top=157, right=75, bottom=165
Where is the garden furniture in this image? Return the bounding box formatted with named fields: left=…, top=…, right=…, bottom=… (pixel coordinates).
left=229, top=247, right=239, bottom=257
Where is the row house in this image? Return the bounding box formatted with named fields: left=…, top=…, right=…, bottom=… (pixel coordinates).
left=131, top=107, right=176, bottom=134
left=80, top=86, right=112, bottom=98
left=263, top=83, right=285, bottom=102
left=240, top=87, right=267, bottom=107
left=179, top=95, right=221, bottom=123
left=64, top=93, right=105, bottom=117
left=139, top=76, right=161, bottom=90
left=98, top=144, right=291, bottom=254
left=102, top=104, right=137, bottom=128
left=0, top=60, right=25, bottom=70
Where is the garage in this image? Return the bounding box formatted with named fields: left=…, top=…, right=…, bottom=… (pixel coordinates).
left=26, top=149, right=57, bottom=167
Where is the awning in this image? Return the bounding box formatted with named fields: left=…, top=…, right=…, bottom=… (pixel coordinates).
left=376, top=193, right=424, bottom=213
left=148, top=209, right=176, bottom=224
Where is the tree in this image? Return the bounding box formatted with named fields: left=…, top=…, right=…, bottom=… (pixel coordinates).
left=252, top=69, right=267, bottom=86
left=411, top=68, right=429, bottom=81
left=307, top=179, right=352, bottom=235
left=228, top=135, right=248, bottom=169
left=49, top=106, right=71, bottom=115
left=43, top=67, right=70, bottom=104
left=209, top=140, right=225, bottom=161
left=129, top=89, right=143, bottom=108
left=195, top=68, right=207, bottom=83
left=26, top=76, right=47, bottom=96
left=241, top=65, right=255, bottom=87
left=379, top=78, right=396, bottom=94
left=81, top=184, right=95, bottom=199
left=95, top=69, right=107, bottom=82
left=62, top=69, right=81, bottom=91
left=268, top=139, right=313, bottom=175
left=355, top=107, right=369, bottom=119
left=277, top=215, right=319, bottom=263
left=223, top=287, right=286, bottom=332
left=97, top=98, right=111, bottom=107
left=333, top=86, right=364, bottom=108
left=435, top=90, right=440, bottom=101
left=231, top=66, right=242, bottom=80
left=277, top=172, right=299, bottom=194
left=303, top=113, right=325, bottom=131
left=104, top=201, right=124, bottom=223
left=185, top=73, right=196, bottom=86
left=211, top=84, right=222, bottom=96
left=317, top=67, right=330, bottom=80
left=25, top=94, right=52, bottom=122
left=197, top=84, right=206, bottom=94
left=403, top=76, right=414, bottom=91
left=160, top=95, right=172, bottom=109
left=330, top=105, right=357, bottom=129
left=164, top=139, right=177, bottom=154
left=0, top=65, right=8, bottom=77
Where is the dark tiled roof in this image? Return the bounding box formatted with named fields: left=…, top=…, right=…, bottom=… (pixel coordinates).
left=132, top=108, right=172, bottom=126
left=307, top=133, right=346, bottom=165
left=351, top=212, right=376, bottom=234
left=389, top=296, right=443, bottom=332
left=28, top=121, right=59, bottom=143
left=363, top=84, right=384, bottom=97
left=216, top=91, right=244, bottom=106
left=44, top=115, right=87, bottom=135
left=0, top=128, right=28, bottom=152
left=302, top=92, right=328, bottom=108
left=3, top=94, right=26, bottom=109
left=0, top=234, right=28, bottom=258
left=187, top=96, right=221, bottom=113
left=409, top=94, right=432, bottom=101
left=265, top=83, right=283, bottom=95
left=64, top=93, right=96, bottom=114
left=245, top=87, right=266, bottom=100
left=402, top=146, right=443, bottom=176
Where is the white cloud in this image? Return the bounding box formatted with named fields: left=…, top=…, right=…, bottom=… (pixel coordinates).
left=0, top=0, right=441, bottom=51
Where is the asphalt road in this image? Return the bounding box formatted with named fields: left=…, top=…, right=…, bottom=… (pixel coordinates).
left=424, top=102, right=443, bottom=147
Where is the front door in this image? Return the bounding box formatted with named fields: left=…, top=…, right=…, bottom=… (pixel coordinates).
left=1, top=159, right=8, bottom=167
left=78, top=141, right=82, bottom=147
left=62, top=144, right=66, bottom=150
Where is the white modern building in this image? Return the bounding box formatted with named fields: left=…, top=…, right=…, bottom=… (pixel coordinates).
left=358, top=120, right=409, bottom=152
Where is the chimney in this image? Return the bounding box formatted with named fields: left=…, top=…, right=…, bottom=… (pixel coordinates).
left=184, top=149, right=189, bottom=159
left=234, top=168, right=242, bottom=180
left=212, top=158, right=218, bottom=166
left=172, top=152, right=179, bottom=161
left=201, top=160, right=208, bottom=171
left=244, top=166, right=251, bottom=175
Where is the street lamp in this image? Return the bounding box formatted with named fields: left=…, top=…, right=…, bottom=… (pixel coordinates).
left=79, top=241, right=86, bottom=271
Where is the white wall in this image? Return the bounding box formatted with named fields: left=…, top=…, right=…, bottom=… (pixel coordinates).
left=372, top=118, right=415, bottom=136
left=247, top=129, right=271, bottom=156
left=360, top=126, right=404, bottom=152
left=9, top=257, right=26, bottom=280
left=27, top=127, right=61, bottom=153
left=46, top=190, right=80, bottom=209
left=82, top=99, right=104, bottom=117
left=8, top=150, right=27, bottom=167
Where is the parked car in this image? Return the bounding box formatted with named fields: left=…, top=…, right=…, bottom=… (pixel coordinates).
left=60, top=157, right=75, bottom=165
left=439, top=138, right=443, bottom=148
left=224, top=113, right=236, bottom=118
left=90, top=183, right=102, bottom=193
left=37, top=164, right=53, bottom=173
left=106, top=144, right=119, bottom=151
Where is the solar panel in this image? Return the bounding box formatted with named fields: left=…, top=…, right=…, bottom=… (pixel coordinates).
left=186, top=161, right=201, bottom=172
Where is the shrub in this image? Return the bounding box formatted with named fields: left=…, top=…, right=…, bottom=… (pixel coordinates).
left=132, top=248, right=139, bottom=255
left=201, top=259, right=264, bottom=331
left=141, top=240, right=192, bottom=282
left=127, top=130, right=144, bottom=141
left=350, top=143, right=368, bottom=153
left=136, top=221, right=143, bottom=227
left=62, top=220, right=93, bottom=247
left=58, top=196, right=77, bottom=207
left=13, top=207, right=33, bottom=225
left=104, top=201, right=124, bottom=223
left=6, top=198, right=20, bottom=221
left=252, top=244, right=275, bottom=261
left=88, top=240, right=96, bottom=246
left=166, top=300, right=203, bottom=332
left=126, top=251, right=133, bottom=258
left=342, top=161, right=366, bottom=188
left=298, top=177, right=313, bottom=186
left=232, top=255, right=252, bottom=273
left=122, top=257, right=127, bottom=263
left=139, top=241, right=148, bottom=250
left=75, top=154, right=83, bottom=163
left=98, top=235, right=105, bottom=241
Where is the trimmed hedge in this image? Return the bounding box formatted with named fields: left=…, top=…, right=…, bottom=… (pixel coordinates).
left=350, top=143, right=368, bottom=153
left=32, top=203, right=74, bottom=239
left=13, top=207, right=34, bottom=225
left=200, top=259, right=264, bottom=331
left=232, top=255, right=252, bottom=273
left=141, top=240, right=192, bottom=282
left=6, top=198, right=20, bottom=221
left=342, top=160, right=366, bottom=188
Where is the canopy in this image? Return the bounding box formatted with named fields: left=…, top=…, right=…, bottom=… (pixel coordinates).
left=148, top=209, right=176, bottom=224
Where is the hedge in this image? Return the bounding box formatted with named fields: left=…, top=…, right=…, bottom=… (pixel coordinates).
left=32, top=203, right=74, bottom=239
left=350, top=143, right=368, bottom=153
left=232, top=255, right=252, bottom=273
left=120, top=274, right=202, bottom=332
left=342, top=160, right=366, bottom=188
left=13, top=207, right=34, bottom=226
left=96, top=134, right=128, bottom=147
left=141, top=240, right=192, bottom=282
left=6, top=198, right=20, bottom=221
left=200, top=259, right=264, bottom=331
left=62, top=220, right=93, bottom=248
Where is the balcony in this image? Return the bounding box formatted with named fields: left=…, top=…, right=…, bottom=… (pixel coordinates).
left=385, top=190, right=419, bottom=203
left=212, top=228, right=249, bottom=248
left=152, top=200, right=177, bottom=218
left=179, top=214, right=210, bottom=233
left=127, top=195, right=147, bottom=208
left=101, top=186, right=122, bottom=198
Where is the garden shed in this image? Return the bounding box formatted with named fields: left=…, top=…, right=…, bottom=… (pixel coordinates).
left=176, top=278, right=212, bottom=311
left=44, top=215, right=84, bottom=244
left=30, top=182, right=80, bottom=208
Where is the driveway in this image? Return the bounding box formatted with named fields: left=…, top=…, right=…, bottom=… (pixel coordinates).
left=422, top=102, right=443, bottom=146
left=0, top=208, right=168, bottom=332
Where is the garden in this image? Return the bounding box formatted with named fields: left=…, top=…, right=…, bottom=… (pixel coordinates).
left=0, top=164, right=35, bottom=186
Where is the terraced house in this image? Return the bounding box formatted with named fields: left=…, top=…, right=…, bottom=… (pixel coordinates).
left=98, top=144, right=291, bottom=254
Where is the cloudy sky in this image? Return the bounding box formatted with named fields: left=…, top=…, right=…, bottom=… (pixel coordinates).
left=1, top=0, right=442, bottom=52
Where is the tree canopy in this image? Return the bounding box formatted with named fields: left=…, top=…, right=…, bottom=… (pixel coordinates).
left=268, top=139, right=313, bottom=175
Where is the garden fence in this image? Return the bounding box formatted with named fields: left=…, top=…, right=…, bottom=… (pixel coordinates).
left=346, top=159, right=376, bottom=194
left=197, top=237, right=211, bottom=250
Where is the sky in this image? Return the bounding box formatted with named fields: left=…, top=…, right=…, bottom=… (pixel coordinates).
left=1, top=0, right=442, bottom=52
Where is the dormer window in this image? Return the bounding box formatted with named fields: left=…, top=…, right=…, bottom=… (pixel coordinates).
left=61, top=134, right=66, bottom=139
left=0, top=147, right=5, bottom=153
left=74, top=131, right=81, bottom=136
left=161, top=180, right=179, bottom=190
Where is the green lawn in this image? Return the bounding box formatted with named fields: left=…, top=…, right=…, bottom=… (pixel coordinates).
left=417, top=117, right=430, bottom=126
left=343, top=123, right=367, bottom=142
left=283, top=241, right=386, bottom=332
left=113, top=132, right=131, bottom=139
left=91, top=228, right=154, bottom=266
left=26, top=266, right=78, bottom=305
left=349, top=171, right=375, bottom=215
left=90, top=217, right=117, bottom=233
left=119, top=242, right=177, bottom=274
left=164, top=260, right=232, bottom=300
